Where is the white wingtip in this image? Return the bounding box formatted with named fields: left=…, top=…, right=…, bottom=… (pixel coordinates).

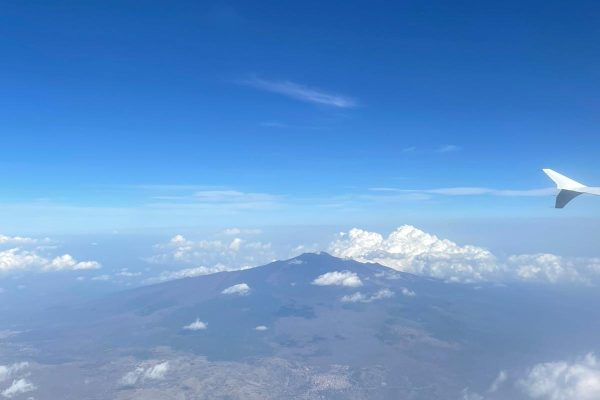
left=542, top=168, right=584, bottom=190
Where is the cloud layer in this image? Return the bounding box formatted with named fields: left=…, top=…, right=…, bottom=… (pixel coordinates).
left=330, top=226, right=600, bottom=284
left=0, top=239, right=101, bottom=274
left=149, top=234, right=275, bottom=272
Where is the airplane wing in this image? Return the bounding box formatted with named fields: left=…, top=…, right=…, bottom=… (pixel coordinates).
left=543, top=168, right=600, bottom=208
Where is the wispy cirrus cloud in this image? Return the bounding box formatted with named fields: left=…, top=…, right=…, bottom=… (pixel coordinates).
left=436, top=144, right=462, bottom=153
left=240, top=77, right=357, bottom=108
left=146, top=189, right=283, bottom=212
left=369, top=187, right=555, bottom=197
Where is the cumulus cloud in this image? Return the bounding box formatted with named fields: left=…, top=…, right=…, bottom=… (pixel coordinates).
left=0, top=249, right=46, bottom=273
left=341, top=288, right=394, bottom=303
left=1, top=378, right=36, bottom=398
left=183, top=319, right=207, bottom=331
left=47, top=254, right=101, bottom=271
left=0, top=248, right=100, bottom=273
left=0, top=363, right=28, bottom=383
left=146, top=232, right=314, bottom=283
left=507, top=254, right=600, bottom=284
left=330, top=225, right=600, bottom=285
left=313, top=271, right=363, bottom=287
left=255, top=325, right=268, bottom=331
left=222, top=283, right=250, bottom=295
left=149, top=234, right=275, bottom=272
left=144, top=362, right=169, bottom=380
left=488, top=370, right=507, bottom=393
left=330, top=226, right=498, bottom=283
left=229, top=238, right=243, bottom=252
left=145, top=264, right=244, bottom=284
left=518, top=353, right=600, bottom=400
left=121, top=361, right=170, bottom=386
left=241, top=77, right=357, bottom=108
left=0, top=235, right=37, bottom=246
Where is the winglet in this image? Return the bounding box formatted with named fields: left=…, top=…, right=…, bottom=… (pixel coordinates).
left=543, top=169, right=585, bottom=208
left=542, top=168, right=584, bottom=190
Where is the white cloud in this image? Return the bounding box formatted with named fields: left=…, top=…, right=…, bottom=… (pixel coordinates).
left=120, top=368, right=143, bottom=386
left=370, top=187, right=554, bottom=198
left=145, top=264, right=243, bottom=284
left=192, top=190, right=281, bottom=210
left=313, top=271, right=362, bottom=287
left=0, top=249, right=46, bottom=272
left=183, top=319, right=207, bottom=331
left=47, top=254, right=100, bottom=271
left=149, top=234, right=275, bottom=272
left=144, top=362, right=169, bottom=380
left=221, top=283, right=250, bottom=295
left=255, top=325, right=268, bottom=331
left=241, top=77, right=357, bottom=108
left=518, top=353, right=600, bottom=400
left=222, top=228, right=262, bottom=235
left=0, top=363, right=28, bottom=383
left=340, top=292, right=367, bottom=303
left=341, top=288, right=394, bottom=303
left=401, top=287, right=416, bottom=297
left=1, top=379, right=36, bottom=398
left=437, top=144, right=462, bottom=153
left=120, top=361, right=170, bottom=386
left=507, top=254, right=600, bottom=284
left=0, top=235, right=37, bottom=245
left=329, top=226, right=498, bottom=283
left=147, top=232, right=313, bottom=283
left=116, top=269, right=142, bottom=277
left=459, top=388, right=484, bottom=400
left=330, top=226, right=600, bottom=285
left=92, top=274, right=111, bottom=281
left=488, top=370, right=507, bottom=393
left=229, top=238, right=243, bottom=252
left=0, top=248, right=100, bottom=273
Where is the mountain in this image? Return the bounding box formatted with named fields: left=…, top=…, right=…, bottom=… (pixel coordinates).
left=3, top=252, right=600, bottom=399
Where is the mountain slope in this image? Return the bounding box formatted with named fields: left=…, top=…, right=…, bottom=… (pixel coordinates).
left=5, top=252, right=600, bottom=399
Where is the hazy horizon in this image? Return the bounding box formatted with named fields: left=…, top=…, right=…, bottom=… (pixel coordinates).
left=2, top=1, right=600, bottom=399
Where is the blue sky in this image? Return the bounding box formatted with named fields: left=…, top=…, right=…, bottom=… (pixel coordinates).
left=2, top=0, right=600, bottom=234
